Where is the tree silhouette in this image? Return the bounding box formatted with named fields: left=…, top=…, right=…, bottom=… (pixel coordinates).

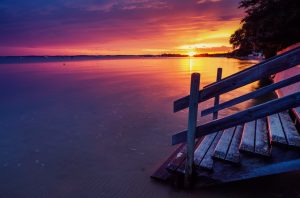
left=230, top=0, right=300, bottom=58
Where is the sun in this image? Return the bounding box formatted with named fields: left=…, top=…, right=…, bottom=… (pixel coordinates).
left=188, top=51, right=196, bottom=57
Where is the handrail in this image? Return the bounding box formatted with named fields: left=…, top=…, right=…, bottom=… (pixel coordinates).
left=172, top=92, right=300, bottom=145
left=204, top=44, right=300, bottom=89
left=173, top=46, right=300, bottom=112
left=201, top=74, right=300, bottom=116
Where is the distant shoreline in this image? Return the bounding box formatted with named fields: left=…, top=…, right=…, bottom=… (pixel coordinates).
left=0, top=54, right=261, bottom=64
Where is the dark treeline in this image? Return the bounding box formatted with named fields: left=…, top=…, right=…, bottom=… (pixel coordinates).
left=230, top=0, right=300, bottom=58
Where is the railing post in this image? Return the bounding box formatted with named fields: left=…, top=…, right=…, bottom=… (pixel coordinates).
left=213, top=68, right=223, bottom=120
left=185, top=73, right=200, bottom=186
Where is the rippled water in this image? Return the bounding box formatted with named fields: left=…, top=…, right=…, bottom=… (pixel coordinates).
left=0, top=57, right=274, bottom=197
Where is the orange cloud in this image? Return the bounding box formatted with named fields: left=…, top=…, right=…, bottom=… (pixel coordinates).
left=0, top=0, right=243, bottom=55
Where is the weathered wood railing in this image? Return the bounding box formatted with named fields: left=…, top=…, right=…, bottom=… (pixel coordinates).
left=174, top=46, right=300, bottom=112
left=172, top=46, right=300, bottom=180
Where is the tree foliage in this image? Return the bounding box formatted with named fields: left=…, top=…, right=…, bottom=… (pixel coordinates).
left=230, top=0, right=300, bottom=58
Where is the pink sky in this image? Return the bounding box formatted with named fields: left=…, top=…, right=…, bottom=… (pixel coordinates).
left=0, top=0, right=244, bottom=55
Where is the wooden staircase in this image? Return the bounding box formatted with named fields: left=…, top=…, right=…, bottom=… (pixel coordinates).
left=192, top=110, right=300, bottom=169
left=151, top=110, right=300, bottom=186
left=151, top=46, right=300, bottom=186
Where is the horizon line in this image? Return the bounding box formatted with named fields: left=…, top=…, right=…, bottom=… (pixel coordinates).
left=0, top=52, right=231, bottom=57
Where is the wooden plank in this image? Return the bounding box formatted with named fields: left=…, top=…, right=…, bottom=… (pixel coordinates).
left=292, top=107, right=300, bottom=125
left=194, top=133, right=217, bottom=165
left=240, top=121, right=255, bottom=152
left=213, top=127, right=235, bottom=160
left=185, top=73, right=200, bottom=180
left=196, top=134, right=300, bottom=185
left=255, top=118, right=271, bottom=156
left=167, top=144, right=186, bottom=172
left=201, top=74, right=300, bottom=116
left=174, top=46, right=300, bottom=112
left=199, top=131, right=223, bottom=170
left=172, top=92, right=300, bottom=145
left=226, top=125, right=243, bottom=163
left=151, top=144, right=185, bottom=181
left=212, top=158, right=300, bottom=184
left=268, top=114, right=287, bottom=144
left=232, top=158, right=300, bottom=182
left=168, top=138, right=202, bottom=175
left=279, top=111, right=300, bottom=147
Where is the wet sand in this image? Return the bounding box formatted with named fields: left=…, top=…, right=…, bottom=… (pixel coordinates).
left=0, top=57, right=299, bottom=197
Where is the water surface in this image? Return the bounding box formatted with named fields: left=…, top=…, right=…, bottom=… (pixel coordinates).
left=2, top=57, right=297, bottom=197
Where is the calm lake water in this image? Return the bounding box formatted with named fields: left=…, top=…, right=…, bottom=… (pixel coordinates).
left=2, top=57, right=297, bottom=197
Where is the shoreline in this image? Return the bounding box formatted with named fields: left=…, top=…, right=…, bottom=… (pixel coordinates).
left=0, top=55, right=260, bottom=64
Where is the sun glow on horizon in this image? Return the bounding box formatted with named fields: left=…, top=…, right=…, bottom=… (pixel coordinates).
left=188, top=51, right=197, bottom=57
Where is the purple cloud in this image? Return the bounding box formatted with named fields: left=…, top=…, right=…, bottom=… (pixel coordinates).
left=0, top=0, right=242, bottom=55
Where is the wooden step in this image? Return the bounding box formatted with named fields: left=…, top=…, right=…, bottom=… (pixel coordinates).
left=255, top=118, right=271, bottom=156
left=268, top=113, right=288, bottom=144
left=225, top=125, right=243, bottom=163
left=279, top=111, right=300, bottom=147
left=194, top=132, right=222, bottom=170
left=194, top=133, right=217, bottom=165
left=166, top=138, right=203, bottom=174
left=239, top=119, right=271, bottom=156
left=199, top=132, right=222, bottom=170
left=213, top=127, right=235, bottom=160
left=151, top=144, right=186, bottom=181
left=268, top=111, right=300, bottom=147
left=213, top=125, right=243, bottom=163
left=240, top=120, right=255, bottom=152
left=167, top=144, right=187, bottom=172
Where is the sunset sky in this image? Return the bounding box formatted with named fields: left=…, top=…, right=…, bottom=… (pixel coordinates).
left=0, top=0, right=244, bottom=56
